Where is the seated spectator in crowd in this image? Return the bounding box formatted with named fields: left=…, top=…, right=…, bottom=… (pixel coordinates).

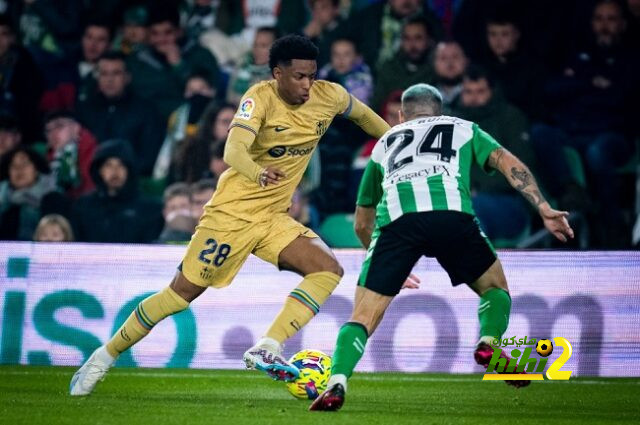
left=72, top=139, right=163, bottom=243
left=199, top=0, right=308, bottom=67
left=303, top=0, right=345, bottom=67
left=190, top=178, right=216, bottom=220
left=340, top=0, right=443, bottom=69
left=433, top=40, right=468, bottom=110
left=531, top=0, right=638, bottom=247
left=452, top=66, right=533, bottom=241
left=171, top=102, right=235, bottom=183
left=156, top=182, right=196, bottom=243
left=76, top=51, right=164, bottom=177
left=44, top=111, right=96, bottom=198
left=0, top=147, right=57, bottom=240
left=479, top=13, right=545, bottom=121
left=154, top=75, right=220, bottom=180
left=318, top=37, right=373, bottom=105
left=18, top=0, right=84, bottom=112
left=181, top=0, right=222, bottom=43
left=226, top=26, right=276, bottom=105
left=0, top=115, right=22, bottom=158
left=0, top=15, right=44, bottom=143
left=127, top=6, right=221, bottom=121
left=76, top=21, right=112, bottom=102
left=33, top=213, right=74, bottom=242
left=208, top=139, right=229, bottom=180
left=113, top=5, right=149, bottom=56
left=371, top=15, right=436, bottom=112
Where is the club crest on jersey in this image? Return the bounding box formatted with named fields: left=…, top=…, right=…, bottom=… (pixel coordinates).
left=316, top=120, right=328, bottom=136
left=236, top=98, right=255, bottom=120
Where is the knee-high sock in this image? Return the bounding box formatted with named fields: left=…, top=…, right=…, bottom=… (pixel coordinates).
left=106, top=287, right=189, bottom=358
left=265, top=271, right=340, bottom=344
left=478, top=288, right=511, bottom=339
left=331, top=322, right=369, bottom=379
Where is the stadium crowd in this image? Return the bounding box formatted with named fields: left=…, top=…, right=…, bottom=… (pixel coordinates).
left=0, top=0, right=638, bottom=248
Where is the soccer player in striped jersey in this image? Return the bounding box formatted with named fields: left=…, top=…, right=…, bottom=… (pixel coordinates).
left=310, top=83, right=574, bottom=411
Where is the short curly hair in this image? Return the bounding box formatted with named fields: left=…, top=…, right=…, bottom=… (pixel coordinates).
left=269, top=34, right=319, bottom=70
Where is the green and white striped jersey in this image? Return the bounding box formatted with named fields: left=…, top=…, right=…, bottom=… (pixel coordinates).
left=357, top=115, right=502, bottom=227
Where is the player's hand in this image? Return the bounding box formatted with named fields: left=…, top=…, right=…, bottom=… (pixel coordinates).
left=540, top=204, right=574, bottom=242
left=259, top=167, right=286, bottom=187
left=401, top=273, right=421, bottom=290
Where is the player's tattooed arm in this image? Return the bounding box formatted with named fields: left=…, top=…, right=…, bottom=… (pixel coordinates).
left=488, top=148, right=547, bottom=210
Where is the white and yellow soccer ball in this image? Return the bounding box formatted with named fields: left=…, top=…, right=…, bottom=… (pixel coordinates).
left=286, top=349, right=332, bottom=400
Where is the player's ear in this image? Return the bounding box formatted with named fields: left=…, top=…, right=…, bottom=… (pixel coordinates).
left=272, top=66, right=281, bottom=80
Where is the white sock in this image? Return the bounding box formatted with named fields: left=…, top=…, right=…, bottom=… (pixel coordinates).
left=256, top=337, right=281, bottom=352
left=326, top=373, right=347, bottom=393
left=95, top=345, right=116, bottom=366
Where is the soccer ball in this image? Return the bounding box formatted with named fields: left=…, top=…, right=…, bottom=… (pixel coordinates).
left=536, top=339, right=554, bottom=357
left=286, top=349, right=332, bottom=400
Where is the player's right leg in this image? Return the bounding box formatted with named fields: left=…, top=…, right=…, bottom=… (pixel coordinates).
left=69, top=272, right=205, bottom=396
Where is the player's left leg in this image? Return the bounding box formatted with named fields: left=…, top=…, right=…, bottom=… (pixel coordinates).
left=245, top=228, right=343, bottom=381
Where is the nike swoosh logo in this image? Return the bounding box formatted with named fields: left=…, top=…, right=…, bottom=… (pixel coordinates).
left=275, top=126, right=289, bottom=132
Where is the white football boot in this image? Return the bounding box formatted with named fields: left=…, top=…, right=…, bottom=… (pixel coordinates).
left=242, top=337, right=300, bottom=382
left=69, top=346, right=115, bottom=396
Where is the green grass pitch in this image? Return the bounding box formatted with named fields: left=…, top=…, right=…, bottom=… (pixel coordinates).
left=1, top=366, right=639, bottom=425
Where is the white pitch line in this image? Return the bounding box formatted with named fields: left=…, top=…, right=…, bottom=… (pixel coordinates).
left=1, top=369, right=639, bottom=385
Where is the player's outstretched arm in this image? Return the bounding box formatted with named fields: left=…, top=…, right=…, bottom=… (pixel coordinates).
left=224, top=126, right=285, bottom=187
left=488, top=147, right=575, bottom=242
left=343, top=95, right=390, bottom=139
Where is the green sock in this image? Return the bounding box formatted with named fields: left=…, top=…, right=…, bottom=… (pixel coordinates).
left=331, top=322, right=369, bottom=378
left=478, top=288, right=511, bottom=338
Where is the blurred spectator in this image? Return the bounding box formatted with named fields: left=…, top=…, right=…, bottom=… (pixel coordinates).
left=0, top=114, right=21, bottom=157
left=18, top=0, right=85, bottom=112
left=44, top=110, right=96, bottom=198
left=0, top=146, right=56, bottom=240
left=72, top=139, right=163, bottom=243
left=372, top=15, right=436, bottom=112
left=113, top=5, right=149, bottom=56
left=76, top=51, right=164, bottom=177
left=0, top=15, right=44, bottom=143
left=181, top=0, right=222, bottom=43
left=208, top=139, right=228, bottom=179
left=226, top=26, right=276, bottom=105
left=156, top=181, right=196, bottom=243
left=171, top=102, right=234, bottom=183
left=340, top=0, right=442, bottom=69
left=33, top=213, right=74, bottom=241
left=199, top=0, right=309, bottom=67
left=127, top=6, right=221, bottom=121
left=154, top=73, right=218, bottom=180
left=76, top=21, right=112, bottom=102
left=452, top=66, right=533, bottom=241
left=289, top=187, right=320, bottom=231
left=479, top=14, right=545, bottom=121
left=531, top=0, right=637, bottom=247
left=318, top=37, right=373, bottom=105
left=433, top=40, right=467, bottom=110
left=303, top=0, right=345, bottom=67
left=190, top=177, right=216, bottom=219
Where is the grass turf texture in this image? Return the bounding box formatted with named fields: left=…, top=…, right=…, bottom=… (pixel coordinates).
left=1, top=366, right=639, bottom=425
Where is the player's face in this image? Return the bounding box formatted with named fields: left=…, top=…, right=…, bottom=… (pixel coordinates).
left=486, top=23, right=519, bottom=57
left=434, top=42, right=467, bottom=80
left=97, top=59, right=129, bottom=99
left=82, top=26, right=110, bottom=63
left=274, top=59, right=317, bottom=105
left=592, top=2, right=626, bottom=47
left=461, top=78, right=492, bottom=107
